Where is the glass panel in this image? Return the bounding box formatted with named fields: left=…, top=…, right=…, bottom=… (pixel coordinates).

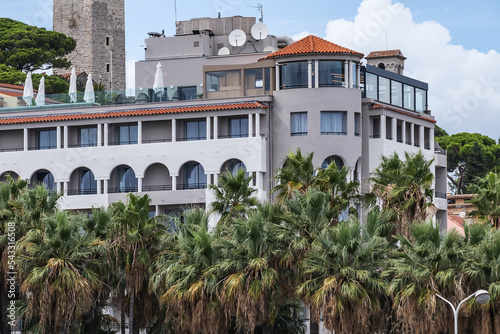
left=185, top=120, right=207, bottom=141
left=80, top=169, right=97, bottom=193
left=280, top=61, right=308, bottom=89
left=321, top=156, right=344, bottom=169
left=224, top=160, right=247, bottom=175
left=391, top=81, right=403, bottom=107
left=318, top=61, right=344, bottom=87
left=116, top=125, right=138, bottom=145
left=184, top=162, right=206, bottom=189
left=205, top=70, right=241, bottom=92
left=321, top=111, right=346, bottom=135
left=36, top=171, right=55, bottom=191
left=79, top=127, right=97, bottom=147
left=404, top=84, right=415, bottom=110
left=378, top=77, right=390, bottom=103
left=117, top=167, right=137, bottom=192
left=229, top=118, right=248, bottom=138
left=264, top=67, right=271, bottom=92
left=352, top=63, right=358, bottom=88
left=245, top=69, right=263, bottom=96
left=37, top=129, right=57, bottom=150
left=354, top=113, right=360, bottom=136
left=291, top=112, right=307, bottom=136
left=365, top=73, right=377, bottom=99
left=415, top=88, right=426, bottom=112
left=176, top=86, right=197, bottom=100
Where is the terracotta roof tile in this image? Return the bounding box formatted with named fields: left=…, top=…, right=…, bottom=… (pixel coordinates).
left=370, top=103, right=436, bottom=123
left=0, top=91, right=24, bottom=98
left=0, top=102, right=267, bottom=126
left=0, top=83, right=25, bottom=90
left=447, top=215, right=465, bottom=236
left=260, top=35, right=363, bottom=60
left=366, top=50, right=406, bottom=59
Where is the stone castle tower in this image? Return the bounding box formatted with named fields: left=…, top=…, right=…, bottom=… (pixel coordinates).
left=53, top=0, right=126, bottom=90
left=365, top=50, right=406, bottom=75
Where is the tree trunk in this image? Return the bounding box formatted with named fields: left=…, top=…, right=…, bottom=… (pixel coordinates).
left=310, top=321, right=319, bottom=334
left=0, top=286, right=11, bottom=334
left=129, top=287, right=135, bottom=334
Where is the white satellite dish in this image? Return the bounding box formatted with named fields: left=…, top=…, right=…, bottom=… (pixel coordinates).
left=263, top=46, right=276, bottom=53
left=251, top=23, right=269, bottom=40
left=459, top=212, right=466, bottom=218
left=218, top=47, right=230, bottom=56
left=228, top=29, right=247, bottom=47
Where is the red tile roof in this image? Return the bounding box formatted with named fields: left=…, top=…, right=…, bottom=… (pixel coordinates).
left=0, top=91, right=24, bottom=98
left=0, top=102, right=267, bottom=125
left=370, top=103, right=436, bottom=123
left=260, top=35, right=363, bottom=60
left=366, top=50, right=406, bottom=60
left=447, top=215, right=465, bottom=236
left=0, top=83, right=25, bottom=90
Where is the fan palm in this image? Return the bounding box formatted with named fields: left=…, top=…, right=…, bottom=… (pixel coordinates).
left=16, top=211, right=102, bottom=333
left=209, top=168, right=258, bottom=226
left=272, top=149, right=316, bottom=201
left=385, top=221, right=470, bottom=333
left=469, top=171, right=500, bottom=229
left=370, top=151, right=436, bottom=237
left=297, top=219, right=389, bottom=334
left=109, top=193, right=166, bottom=334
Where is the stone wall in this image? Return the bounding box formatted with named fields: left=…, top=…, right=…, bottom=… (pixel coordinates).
left=53, top=0, right=126, bottom=90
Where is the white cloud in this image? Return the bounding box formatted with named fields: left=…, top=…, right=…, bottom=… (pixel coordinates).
left=296, top=0, right=500, bottom=139
left=292, top=31, right=313, bottom=42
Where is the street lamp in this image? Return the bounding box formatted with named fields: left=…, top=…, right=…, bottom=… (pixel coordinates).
left=436, top=289, right=490, bottom=334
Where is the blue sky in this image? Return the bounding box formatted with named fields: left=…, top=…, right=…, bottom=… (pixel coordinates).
left=2, top=0, right=500, bottom=138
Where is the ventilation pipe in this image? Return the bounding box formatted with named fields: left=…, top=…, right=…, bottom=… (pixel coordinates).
left=277, top=35, right=294, bottom=48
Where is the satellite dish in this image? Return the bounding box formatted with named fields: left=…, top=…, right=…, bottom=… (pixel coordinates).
left=218, top=47, right=230, bottom=56
left=251, top=23, right=269, bottom=40
left=228, top=29, right=247, bottom=47
left=263, top=46, right=276, bottom=53
left=459, top=212, right=466, bottom=218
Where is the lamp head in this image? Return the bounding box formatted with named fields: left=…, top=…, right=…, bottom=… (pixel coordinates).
left=474, top=289, right=490, bottom=305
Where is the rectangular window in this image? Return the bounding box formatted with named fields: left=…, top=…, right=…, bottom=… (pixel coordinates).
left=194, top=41, right=199, bottom=47
left=185, top=120, right=206, bottom=141
left=206, top=70, right=241, bottom=92
left=318, top=60, right=345, bottom=87
left=415, top=88, right=426, bottom=112
left=354, top=113, right=360, bottom=136
left=106, top=64, right=110, bottom=73
left=321, top=111, right=346, bottom=135
left=414, top=124, right=421, bottom=147
left=264, top=67, right=271, bottom=92
left=291, top=112, right=307, bottom=136
left=106, top=37, right=110, bottom=46
left=176, top=86, right=197, bottom=100
left=36, top=129, right=57, bottom=150
left=386, top=117, right=393, bottom=140
left=79, top=127, right=97, bottom=147
left=378, top=77, right=390, bottom=103
left=228, top=117, right=249, bottom=138
left=404, top=84, right=415, bottom=110
left=391, top=81, right=403, bottom=107
left=115, top=124, right=138, bottom=145
left=352, top=63, right=358, bottom=88
left=371, top=117, right=380, bottom=138
left=365, top=73, right=377, bottom=99
left=397, top=121, right=403, bottom=143
left=280, top=61, right=308, bottom=89
left=244, top=68, right=264, bottom=96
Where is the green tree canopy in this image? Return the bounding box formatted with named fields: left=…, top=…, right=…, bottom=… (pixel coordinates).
left=0, top=64, right=69, bottom=94
left=437, top=132, right=500, bottom=193
left=0, top=18, right=76, bottom=72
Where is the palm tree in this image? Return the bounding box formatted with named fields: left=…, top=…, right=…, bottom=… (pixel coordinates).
left=272, top=149, right=316, bottom=201
left=469, top=171, right=500, bottom=229
left=16, top=211, right=102, bottom=333
left=297, top=219, right=389, bottom=334
left=150, top=208, right=226, bottom=334
left=370, top=151, right=436, bottom=238
left=109, top=193, right=166, bottom=334
left=385, top=221, right=469, bottom=333
left=209, top=168, right=258, bottom=226
left=0, top=176, right=27, bottom=334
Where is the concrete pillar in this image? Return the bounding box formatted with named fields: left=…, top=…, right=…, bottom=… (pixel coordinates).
left=57, top=182, right=62, bottom=193
left=97, top=124, right=102, bottom=147
left=206, top=116, right=211, bottom=140
left=308, top=60, right=313, bottom=89
left=24, top=128, right=28, bottom=151
left=401, top=120, right=406, bottom=144
left=214, top=173, right=219, bottom=186
left=172, top=119, right=176, bottom=142
left=104, top=179, right=109, bottom=194
left=138, top=121, right=142, bottom=144
left=104, top=123, right=109, bottom=146
left=420, top=125, right=424, bottom=148
left=314, top=60, right=319, bottom=88
left=275, top=62, right=280, bottom=91
left=64, top=182, right=69, bottom=195
left=348, top=60, right=353, bottom=88
left=97, top=180, right=102, bottom=195
left=380, top=115, right=386, bottom=140
left=344, top=61, right=349, bottom=88
left=409, top=123, right=414, bottom=145
left=430, top=127, right=435, bottom=150
left=214, top=116, right=218, bottom=139
left=63, top=126, right=68, bottom=149
left=171, top=174, right=177, bottom=191
left=392, top=117, right=397, bottom=141
left=255, top=113, right=261, bottom=138
left=137, top=177, right=142, bottom=192
left=56, top=126, right=61, bottom=149
left=357, top=63, right=361, bottom=89
left=249, top=114, right=253, bottom=137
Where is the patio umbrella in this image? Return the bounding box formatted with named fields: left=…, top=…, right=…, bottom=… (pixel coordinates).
left=23, top=71, right=33, bottom=106
left=84, top=73, right=95, bottom=103
left=68, top=67, right=77, bottom=103
left=35, top=76, right=45, bottom=106
left=153, top=62, right=164, bottom=101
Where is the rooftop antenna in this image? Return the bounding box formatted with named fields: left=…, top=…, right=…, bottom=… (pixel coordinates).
left=174, top=0, right=178, bottom=24
left=248, top=3, right=264, bottom=23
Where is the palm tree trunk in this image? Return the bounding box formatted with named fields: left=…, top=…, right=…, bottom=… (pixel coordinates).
left=0, top=286, right=11, bottom=334
left=121, top=299, right=126, bottom=334
left=129, top=287, right=135, bottom=334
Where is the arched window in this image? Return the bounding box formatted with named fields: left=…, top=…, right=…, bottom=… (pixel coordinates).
left=378, top=63, right=386, bottom=70
left=321, top=155, right=344, bottom=169
left=180, top=162, right=206, bottom=189
left=32, top=170, right=55, bottom=191
left=221, top=159, right=247, bottom=175
left=113, top=166, right=137, bottom=193
left=80, top=168, right=97, bottom=194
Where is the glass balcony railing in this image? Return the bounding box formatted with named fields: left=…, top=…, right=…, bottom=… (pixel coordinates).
left=0, top=85, right=203, bottom=112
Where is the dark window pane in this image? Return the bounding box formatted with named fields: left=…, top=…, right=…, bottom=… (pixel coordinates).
left=280, top=61, right=308, bottom=89
left=319, top=61, right=344, bottom=87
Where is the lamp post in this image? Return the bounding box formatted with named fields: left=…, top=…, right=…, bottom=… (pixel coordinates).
left=436, top=289, right=490, bottom=334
